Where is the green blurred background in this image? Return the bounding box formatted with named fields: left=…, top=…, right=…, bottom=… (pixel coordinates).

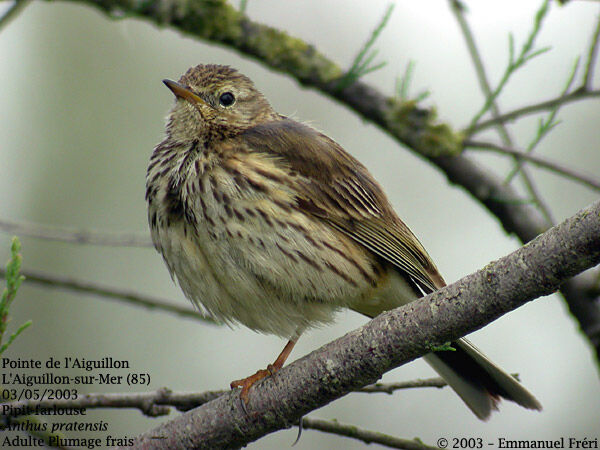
left=1, top=0, right=599, bottom=448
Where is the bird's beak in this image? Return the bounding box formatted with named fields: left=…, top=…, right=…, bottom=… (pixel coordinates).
left=163, top=79, right=208, bottom=107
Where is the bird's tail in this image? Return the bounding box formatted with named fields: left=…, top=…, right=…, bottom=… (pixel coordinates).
left=354, top=297, right=541, bottom=420
left=422, top=338, right=541, bottom=420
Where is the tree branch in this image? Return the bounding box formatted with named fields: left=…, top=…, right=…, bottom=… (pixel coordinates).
left=465, top=139, right=600, bottom=191
left=0, top=0, right=31, bottom=32
left=468, top=88, right=600, bottom=135
left=123, top=199, right=600, bottom=449
left=358, top=376, right=453, bottom=394
left=0, top=377, right=454, bottom=418
left=0, top=267, right=215, bottom=324
left=300, top=417, right=442, bottom=450
left=583, top=11, right=600, bottom=89
left=0, top=218, right=152, bottom=247
left=449, top=0, right=555, bottom=224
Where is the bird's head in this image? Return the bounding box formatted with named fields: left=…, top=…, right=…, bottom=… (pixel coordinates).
left=163, top=64, right=277, bottom=142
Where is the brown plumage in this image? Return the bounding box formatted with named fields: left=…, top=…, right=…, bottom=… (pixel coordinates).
left=146, top=64, right=541, bottom=418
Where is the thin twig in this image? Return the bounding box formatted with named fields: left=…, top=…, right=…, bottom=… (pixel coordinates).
left=0, top=219, right=152, bottom=247
left=504, top=58, right=580, bottom=190
left=395, top=60, right=430, bottom=102
left=468, top=88, right=600, bottom=134
left=449, top=0, right=512, bottom=145
left=584, top=12, right=600, bottom=88
left=300, top=417, right=441, bottom=450
left=1, top=388, right=226, bottom=418
left=0, top=267, right=215, bottom=324
left=450, top=0, right=554, bottom=226
left=467, top=0, right=551, bottom=130
left=521, top=169, right=555, bottom=223
left=467, top=140, right=600, bottom=191
left=0, top=237, right=27, bottom=354
left=0, top=0, right=31, bottom=32
left=358, top=376, right=448, bottom=393
left=336, top=3, right=394, bottom=89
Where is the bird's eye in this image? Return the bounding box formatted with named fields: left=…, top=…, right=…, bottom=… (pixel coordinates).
left=219, top=92, right=235, bottom=107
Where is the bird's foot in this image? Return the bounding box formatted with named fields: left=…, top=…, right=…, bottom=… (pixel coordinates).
left=230, top=364, right=278, bottom=404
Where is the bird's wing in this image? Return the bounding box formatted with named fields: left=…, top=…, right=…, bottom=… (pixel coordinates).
left=241, top=119, right=444, bottom=293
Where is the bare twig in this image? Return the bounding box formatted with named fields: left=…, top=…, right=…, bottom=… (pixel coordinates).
left=468, top=88, right=600, bottom=134
left=504, top=58, right=580, bottom=190
left=0, top=0, right=31, bottom=32
left=0, top=267, right=215, bottom=324
left=466, top=0, right=551, bottom=130
left=0, top=219, right=152, bottom=247
left=561, top=269, right=600, bottom=357
left=466, top=139, right=600, bottom=190
left=449, top=0, right=554, bottom=224
left=503, top=57, right=582, bottom=223
left=453, top=15, right=590, bottom=224
left=520, top=171, right=555, bottom=223
left=449, top=0, right=510, bottom=143
left=127, top=199, right=600, bottom=449
left=300, top=417, right=441, bottom=450
left=337, top=3, right=394, bottom=89
left=359, top=374, right=520, bottom=394
left=359, top=376, right=449, bottom=393
left=584, top=12, right=600, bottom=88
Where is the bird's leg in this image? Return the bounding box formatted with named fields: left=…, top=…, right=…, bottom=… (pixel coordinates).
left=230, top=338, right=296, bottom=403
left=230, top=329, right=302, bottom=404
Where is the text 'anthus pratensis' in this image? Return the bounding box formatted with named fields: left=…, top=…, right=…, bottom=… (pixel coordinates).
left=146, top=64, right=541, bottom=419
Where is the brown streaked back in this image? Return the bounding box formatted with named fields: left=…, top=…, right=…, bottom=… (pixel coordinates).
left=239, top=118, right=445, bottom=293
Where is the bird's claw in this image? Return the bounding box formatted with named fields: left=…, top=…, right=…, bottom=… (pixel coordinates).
left=230, top=368, right=273, bottom=406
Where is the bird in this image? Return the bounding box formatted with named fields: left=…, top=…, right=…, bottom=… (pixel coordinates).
left=145, top=64, right=542, bottom=420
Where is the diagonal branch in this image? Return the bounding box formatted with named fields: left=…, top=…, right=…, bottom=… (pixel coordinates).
left=584, top=11, right=600, bottom=89
left=449, top=0, right=510, bottom=142
left=300, top=417, right=442, bottom=450
left=125, top=199, right=600, bottom=449
left=465, top=139, right=600, bottom=191
left=358, top=376, right=450, bottom=393
left=468, top=88, right=600, bottom=135
left=0, top=267, right=214, bottom=324
left=0, top=0, right=32, bottom=32
left=0, top=218, right=152, bottom=247
left=449, top=0, right=555, bottom=224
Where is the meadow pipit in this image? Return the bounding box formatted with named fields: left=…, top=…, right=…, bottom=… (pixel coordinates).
left=145, top=64, right=541, bottom=419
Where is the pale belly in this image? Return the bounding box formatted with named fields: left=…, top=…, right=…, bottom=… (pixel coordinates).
left=149, top=168, right=400, bottom=338
left=152, top=217, right=374, bottom=337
